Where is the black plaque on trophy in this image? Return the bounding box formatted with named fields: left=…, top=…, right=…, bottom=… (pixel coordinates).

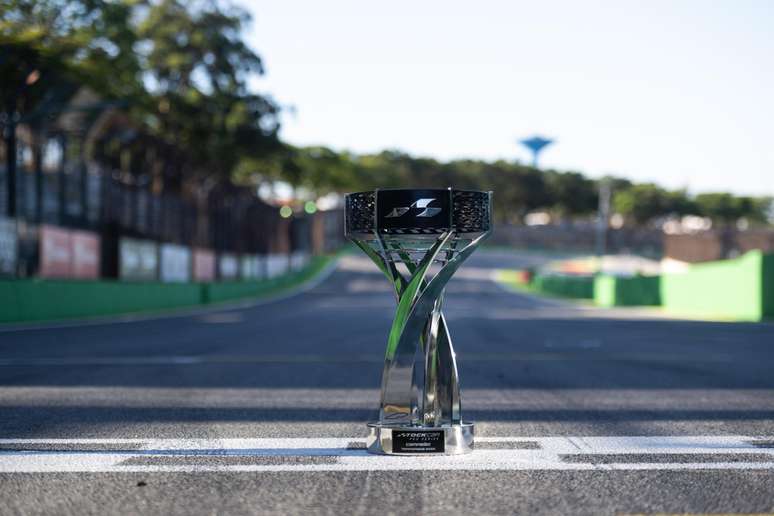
left=392, top=430, right=446, bottom=454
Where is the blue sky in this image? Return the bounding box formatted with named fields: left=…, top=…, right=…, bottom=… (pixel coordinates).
left=244, top=0, right=773, bottom=196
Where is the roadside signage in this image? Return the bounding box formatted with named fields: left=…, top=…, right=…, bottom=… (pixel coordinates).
left=240, top=255, right=262, bottom=279
left=290, top=251, right=309, bottom=271
left=119, top=238, right=158, bottom=281
left=159, top=243, right=191, bottom=283
left=70, top=230, right=100, bottom=279
left=192, top=248, right=216, bottom=282
left=266, top=254, right=289, bottom=278
left=219, top=253, right=239, bottom=280
left=0, top=217, right=17, bottom=276
left=240, top=255, right=253, bottom=279
left=39, top=225, right=72, bottom=278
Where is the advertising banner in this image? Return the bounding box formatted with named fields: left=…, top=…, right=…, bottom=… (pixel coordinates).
left=0, top=217, right=17, bottom=276
left=119, top=238, right=158, bottom=281
left=192, top=248, right=216, bottom=282
left=255, top=255, right=266, bottom=279
left=219, top=253, right=239, bottom=280
left=290, top=251, right=309, bottom=271
left=39, top=225, right=72, bottom=278
left=70, top=230, right=100, bottom=279
left=159, top=243, right=191, bottom=283
left=240, top=255, right=262, bottom=279
left=266, top=254, right=289, bottom=278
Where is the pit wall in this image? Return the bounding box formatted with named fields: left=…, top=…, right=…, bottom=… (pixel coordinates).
left=0, top=256, right=330, bottom=324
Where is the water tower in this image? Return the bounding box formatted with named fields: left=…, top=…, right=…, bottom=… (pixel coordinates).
left=519, top=136, right=554, bottom=168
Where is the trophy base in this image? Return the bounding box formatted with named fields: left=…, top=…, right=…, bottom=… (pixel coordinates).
left=366, top=422, right=474, bottom=455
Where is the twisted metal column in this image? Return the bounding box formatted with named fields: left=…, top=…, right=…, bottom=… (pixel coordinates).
left=353, top=230, right=487, bottom=428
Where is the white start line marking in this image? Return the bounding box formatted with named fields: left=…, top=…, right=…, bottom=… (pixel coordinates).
left=0, top=436, right=773, bottom=473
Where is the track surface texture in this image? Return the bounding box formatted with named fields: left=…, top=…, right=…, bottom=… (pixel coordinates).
left=2, top=250, right=774, bottom=515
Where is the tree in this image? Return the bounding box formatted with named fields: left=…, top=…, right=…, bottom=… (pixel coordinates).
left=1, top=0, right=143, bottom=103
left=544, top=171, right=597, bottom=218
left=613, top=184, right=671, bottom=226
left=137, top=0, right=280, bottom=183
left=2, top=0, right=280, bottom=186
left=693, top=193, right=769, bottom=226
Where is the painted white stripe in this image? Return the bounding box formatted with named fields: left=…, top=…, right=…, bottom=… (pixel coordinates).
left=1, top=436, right=773, bottom=473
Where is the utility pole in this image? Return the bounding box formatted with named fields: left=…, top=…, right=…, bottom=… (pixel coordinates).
left=3, top=106, right=17, bottom=218
left=596, top=179, right=611, bottom=257
left=3, top=69, right=41, bottom=218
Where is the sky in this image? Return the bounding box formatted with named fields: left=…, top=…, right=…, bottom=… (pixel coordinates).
left=243, top=0, right=773, bottom=196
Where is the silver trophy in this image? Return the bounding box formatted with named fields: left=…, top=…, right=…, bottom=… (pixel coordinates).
left=345, top=188, right=492, bottom=455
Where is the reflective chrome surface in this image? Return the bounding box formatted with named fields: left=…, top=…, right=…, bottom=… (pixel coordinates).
left=366, top=421, right=475, bottom=455
left=347, top=189, right=492, bottom=456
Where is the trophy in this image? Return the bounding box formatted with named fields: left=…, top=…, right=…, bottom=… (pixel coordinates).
left=345, top=188, right=492, bottom=455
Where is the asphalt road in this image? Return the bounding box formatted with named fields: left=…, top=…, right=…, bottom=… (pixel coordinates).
left=2, top=250, right=774, bottom=515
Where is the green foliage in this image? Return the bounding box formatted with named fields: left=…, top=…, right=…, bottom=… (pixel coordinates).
left=612, top=184, right=770, bottom=227
left=240, top=147, right=597, bottom=223
left=605, top=190, right=767, bottom=227
left=1, top=1, right=143, bottom=103
left=613, top=184, right=671, bottom=225
left=2, top=0, right=279, bottom=188
left=136, top=0, right=280, bottom=180
left=3, top=1, right=768, bottom=226
left=544, top=170, right=596, bottom=217
left=242, top=146, right=771, bottom=227
left=693, top=193, right=768, bottom=225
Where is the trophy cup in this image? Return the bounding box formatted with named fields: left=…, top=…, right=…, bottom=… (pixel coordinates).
left=345, top=188, right=492, bottom=455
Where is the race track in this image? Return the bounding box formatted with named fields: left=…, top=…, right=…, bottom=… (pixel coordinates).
left=2, top=251, right=774, bottom=515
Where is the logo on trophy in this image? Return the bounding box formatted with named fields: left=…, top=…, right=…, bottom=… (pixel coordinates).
left=345, top=188, right=492, bottom=455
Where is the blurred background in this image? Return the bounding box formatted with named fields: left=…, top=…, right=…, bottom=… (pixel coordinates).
left=1, top=0, right=772, bottom=321
left=3, top=5, right=774, bottom=513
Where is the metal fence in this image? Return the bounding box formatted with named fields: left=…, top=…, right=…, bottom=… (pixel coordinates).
left=0, top=132, right=344, bottom=280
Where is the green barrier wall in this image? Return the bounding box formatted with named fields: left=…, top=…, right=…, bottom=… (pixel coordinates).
left=594, top=275, right=661, bottom=307
left=0, top=256, right=332, bottom=324
left=661, top=250, right=773, bottom=321
left=593, top=276, right=616, bottom=307
left=204, top=256, right=329, bottom=304
left=763, top=253, right=774, bottom=319
left=0, top=280, right=203, bottom=323
left=531, top=274, right=594, bottom=299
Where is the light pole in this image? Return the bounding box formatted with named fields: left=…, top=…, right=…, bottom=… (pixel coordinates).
left=519, top=136, right=554, bottom=168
